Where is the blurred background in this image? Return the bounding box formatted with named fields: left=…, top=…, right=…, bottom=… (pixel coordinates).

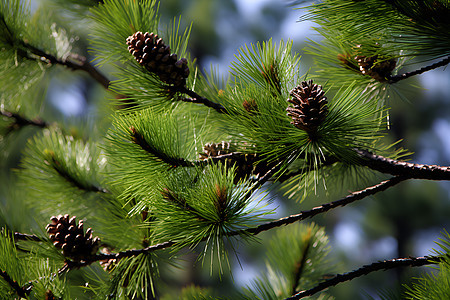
left=1, top=0, right=450, bottom=298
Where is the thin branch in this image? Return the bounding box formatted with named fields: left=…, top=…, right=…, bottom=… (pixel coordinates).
left=195, top=152, right=246, bottom=165
left=130, top=126, right=195, bottom=168
left=13, top=232, right=42, bottom=242
left=356, top=149, right=450, bottom=180
left=1, top=109, right=48, bottom=132
left=242, top=176, right=406, bottom=236
left=388, top=56, right=450, bottom=83
left=160, top=188, right=209, bottom=221
left=255, top=159, right=284, bottom=186
left=286, top=256, right=440, bottom=299
left=56, top=177, right=406, bottom=267
left=291, top=237, right=312, bottom=295
left=0, top=269, right=31, bottom=298
left=45, top=152, right=109, bottom=193
left=15, top=176, right=405, bottom=268
left=175, top=86, right=227, bottom=114
left=98, top=240, right=175, bottom=260
left=21, top=41, right=110, bottom=90
left=61, top=241, right=176, bottom=268
left=197, top=152, right=280, bottom=186
left=278, top=148, right=450, bottom=183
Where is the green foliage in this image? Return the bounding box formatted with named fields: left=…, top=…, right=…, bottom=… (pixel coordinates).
left=103, top=254, right=160, bottom=299
left=404, top=233, right=450, bottom=300
left=404, top=258, right=450, bottom=300
left=242, top=223, right=334, bottom=299
left=18, top=130, right=108, bottom=219
left=178, top=285, right=215, bottom=300
left=90, top=0, right=197, bottom=113
left=1, top=0, right=449, bottom=298
left=0, top=0, right=75, bottom=115
left=303, top=27, right=409, bottom=101
left=0, top=229, right=27, bottom=298
left=105, top=108, right=271, bottom=271
left=104, top=109, right=201, bottom=210
left=224, top=39, right=383, bottom=176
left=0, top=0, right=28, bottom=46
left=0, top=230, right=68, bottom=299
left=90, top=0, right=160, bottom=65
left=299, top=0, right=450, bottom=108
left=222, top=73, right=384, bottom=199
left=150, top=163, right=269, bottom=266
left=24, top=257, right=69, bottom=300
left=398, top=232, right=450, bottom=299
left=301, top=0, right=450, bottom=61
left=0, top=0, right=43, bottom=110
left=230, top=39, right=299, bottom=96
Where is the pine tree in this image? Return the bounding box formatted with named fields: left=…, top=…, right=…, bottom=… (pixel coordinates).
left=1, top=0, right=450, bottom=299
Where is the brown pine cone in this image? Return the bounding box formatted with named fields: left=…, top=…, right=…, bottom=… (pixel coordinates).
left=199, top=142, right=236, bottom=160
left=243, top=99, right=258, bottom=114
left=355, top=55, right=396, bottom=82
left=99, top=248, right=117, bottom=272
left=126, top=31, right=190, bottom=87
left=199, top=142, right=270, bottom=180
left=46, top=214, right=100, bottom=260
left=286, top=80, right=328, bottom=135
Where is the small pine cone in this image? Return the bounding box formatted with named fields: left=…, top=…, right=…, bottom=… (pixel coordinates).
left=99, top=248, right=117, bottom=272
left=286, top=80, right=328, bottom=134
left=198, top=142, right=268, bottom=180
left=337, top=53, right=360, bottom=72
left=45, top=290, right=57, bottom=300
left=243, top=99, right=258, bottom=114
left=355, top=55, right=396, bottom=82
left=199, top=141, right=236, bottom=160
left=46, top=214, right=100, bottom=260
left=126, top=31, right=190, bottom=87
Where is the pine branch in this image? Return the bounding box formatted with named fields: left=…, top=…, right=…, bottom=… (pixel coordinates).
left=80, top=177, right=406, bottom=260
left=13, top=232, right=42, bottom=242
left=44, top=152, right=109, bottom=193
left=286, top=256, right=440, bottom=299
left=1, top=109, right=48, bottom=133
left=242, top=176, right=406, bottom=236
left=20, top=41, right=110, bottom=89
left=99, top=240, right=175, bottom=260
left=291, top=237, right=312, bottom=295
left=196, top=152, right=245, bottom=165
left=356, top=149, right=450, bottom=180
left=24, top=177, right=403, bottom=271
left=378, top=0, right=416, bottom=19
left=130, top=126, right=195, bottom=168
left=54, top=241, right=176, bottom=271
left=174, top=86, right=227, bottom=114
left=388, top=56, right=450, bottom=83
left=197, top=152, right=277, bottom=186
left=0, top=269, right=30, bottom=298
left=255, top=159, right=284, bottom=186
left=160, top=188, right=209, bottom=221
left=278, top=148, right=450, bottom=183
